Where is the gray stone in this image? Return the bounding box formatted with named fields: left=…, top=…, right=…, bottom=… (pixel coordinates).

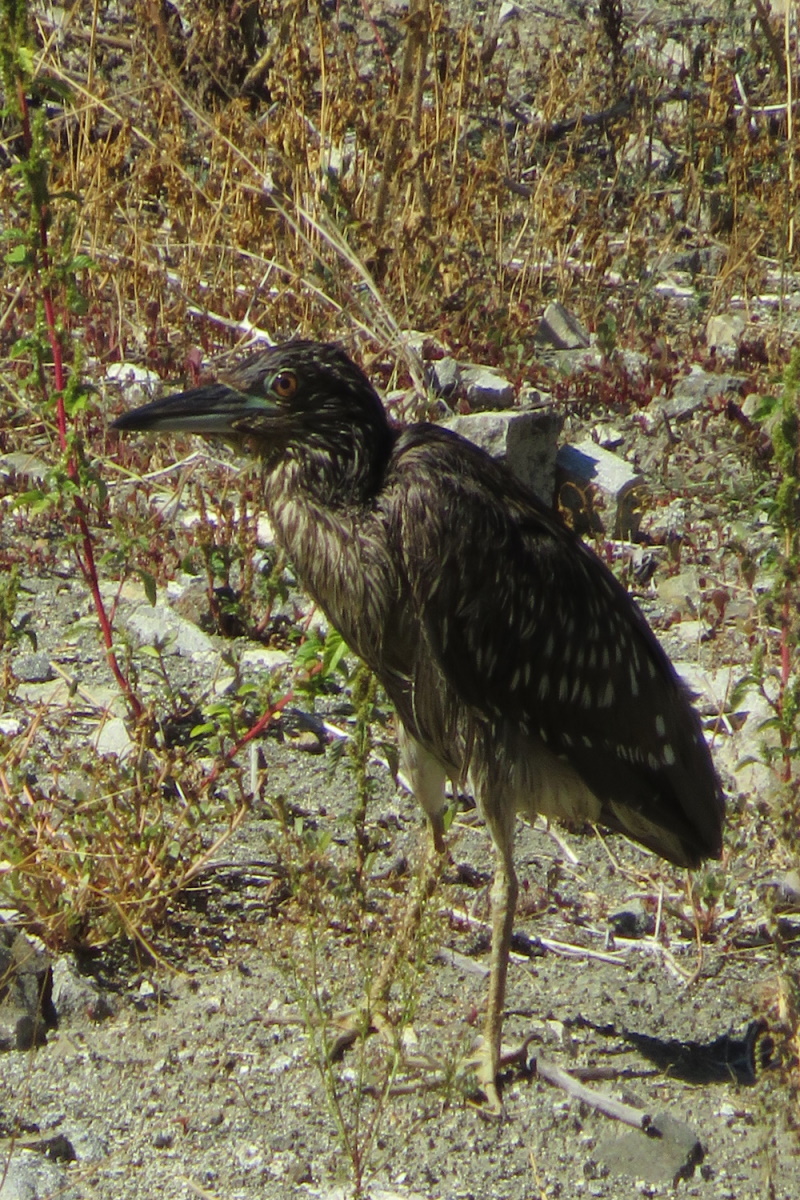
left=124, top=599, right=218, bottom=660
left=618, top=348, right=650, bottom=377
left=51, top=955, right=116, bottom=1022
left=609, top=899, right=654, bottom=939
left=622, top=132, right=675, bottom=177
left=706, top=312, right=746, bottom=351
left=461, top=365, right=515, bottom=410
left=106, top=361, right=161, bottom=410
left=94, top=715, right=133, bottom=760
left=517, top=384, right=552, bottom=408
left=656, top=569, right=700, bottom=618
left=556, top=439, right=645, bottom=537
left=0, top=1151, right=79, bottom=1200
left=598, top=1110, right=703, bottom=1184
left=445, top=409, right=562, bottom=505
left=535, top=301, right=590, bottom=351
left=0, top=714, right=23, bottom=736
left=741, top=392, right=764, bottom=418
left=659, top=366, right=747, bottom=420
left=546, top=344, right=604, bottom=374
left=240, top=647, right=293, bottom=673
left=0, top=452, right=49, bottom=483
left=0, top=922, right=53, bottom=1052
left=11, top=653, right=53, bottom=683
left=427, top=355, right=461, bottom=398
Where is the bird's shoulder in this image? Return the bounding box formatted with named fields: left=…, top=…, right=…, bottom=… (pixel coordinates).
left=382, top=420, right=562, bottom=538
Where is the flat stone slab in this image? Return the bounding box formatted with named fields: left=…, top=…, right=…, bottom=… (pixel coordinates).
left=598, top=1110, right=704, bottom=1185
left=445, top=408, right=562, bottom=505
left=556, top=439, right=645, bottom=537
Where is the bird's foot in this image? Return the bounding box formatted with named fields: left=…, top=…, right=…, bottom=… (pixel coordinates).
left=466, top=1034, right=537, bottom=1115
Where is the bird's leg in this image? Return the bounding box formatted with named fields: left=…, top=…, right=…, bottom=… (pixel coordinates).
left=476, top=821, right=519, bottom=1113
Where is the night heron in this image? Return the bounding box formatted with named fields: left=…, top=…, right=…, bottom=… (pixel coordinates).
left=113, top=339, right=724, bottom=1110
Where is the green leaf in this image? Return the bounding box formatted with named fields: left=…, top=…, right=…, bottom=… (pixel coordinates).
left=16, top=46, right=35, bottom=75
left=63, top=389, right=90, bottom=417
left=190, top=723, right=215, bottom=738
left=13, top=489, right=53, bottom=514
left=324, top=628, right=349, bottom=676
left=136, top=569, right=157, bottom=606
left=5, top=244, right=30, bottom=265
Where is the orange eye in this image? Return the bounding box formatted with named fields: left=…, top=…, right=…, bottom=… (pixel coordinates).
left=273, top=370, right=297, bottom=399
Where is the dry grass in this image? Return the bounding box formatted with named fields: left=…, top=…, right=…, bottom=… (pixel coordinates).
left=1, top=0, right=795, bottom=395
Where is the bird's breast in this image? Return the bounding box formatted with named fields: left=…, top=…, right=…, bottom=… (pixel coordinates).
left=265, top=487, right=403, bottom=672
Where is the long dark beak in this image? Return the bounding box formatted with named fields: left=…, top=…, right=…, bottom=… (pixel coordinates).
left=111, top=384, right=278, bottom=435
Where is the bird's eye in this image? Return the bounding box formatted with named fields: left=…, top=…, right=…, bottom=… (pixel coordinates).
left=273, top=370, right=298, bottom=399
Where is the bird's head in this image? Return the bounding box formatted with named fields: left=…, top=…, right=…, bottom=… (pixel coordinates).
left=112, top=340, right=395, bottom=497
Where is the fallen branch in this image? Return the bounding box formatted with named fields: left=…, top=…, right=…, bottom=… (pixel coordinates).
left=532, top=1053, right=652, bottom=1131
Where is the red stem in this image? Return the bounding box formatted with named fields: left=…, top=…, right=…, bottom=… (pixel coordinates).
left=201, top=688, right=296, bottom=793
left=202, top=662, right=325, bottom=792
left=17, top=85, right=143, bottom=721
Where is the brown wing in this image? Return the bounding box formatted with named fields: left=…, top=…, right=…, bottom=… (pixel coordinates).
left=384, top=424, right=723, bottom=867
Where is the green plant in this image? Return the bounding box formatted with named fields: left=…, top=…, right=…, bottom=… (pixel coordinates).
left=735, top=356, right=800, bottom=798
left=0, top=567, right=34, bottom=651
left=1, top=0, right=141, bottom=718
left=0, top=735, right=245, bottom=952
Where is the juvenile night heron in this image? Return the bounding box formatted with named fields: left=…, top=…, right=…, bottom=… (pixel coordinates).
left=113, top=339, right=724, bottom=1110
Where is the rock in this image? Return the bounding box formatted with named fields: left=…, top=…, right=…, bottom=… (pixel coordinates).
left=656, top=569, right=700, bottom=618
left=14, top=678, right=73, bottom=707
left=640, top=497, right=688, bottom=541
left=0, top=1151, right=79, bottom=1200
left=516, top=384, right=552, bottom=408
left=622, top=132, right=675, bottom=177
left=426, top=355, right=461, bottom=398
left=599, top=1110, right=704, bottom=1184
left=123, top=597, right=218, bottom=660
left=0, top=452, right=50, bottom=483
left=618, top=348, right=650, bottom=377
left=658, top=366, right=747, bottom=420
left=534, top=301, right=591, bottom=351
left=556, top=439, right=645, bottom=537
left=0, top=921, right=54, bottom=1051
left=766, top=870, right=800, bottom=907
left=545, top=344, right=605, bottom=374
left=94, top=715, right=134, bottom=759
left=445, top=409, right=562, bottom=504
left=51, top=955, right=116, bottom=1023
left=609, top=899, right=654, bottom=938
left=256, top=514, right=276, bottom=545
left=240, top=647, right=293, bottom=673
left=11, top=652, right=53, bottom=683
left=460, top=365, right=515, bottom=410
left=741, top=392, right=763, bottom=418
left=653, top=277, right=695, bottom=301
left=706, top=312, right=746, bottom=352
left=107, top=362, right=161, bottom=408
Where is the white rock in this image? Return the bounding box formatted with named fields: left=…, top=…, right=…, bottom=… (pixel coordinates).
left=556, top=439, right=645, bottom=537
